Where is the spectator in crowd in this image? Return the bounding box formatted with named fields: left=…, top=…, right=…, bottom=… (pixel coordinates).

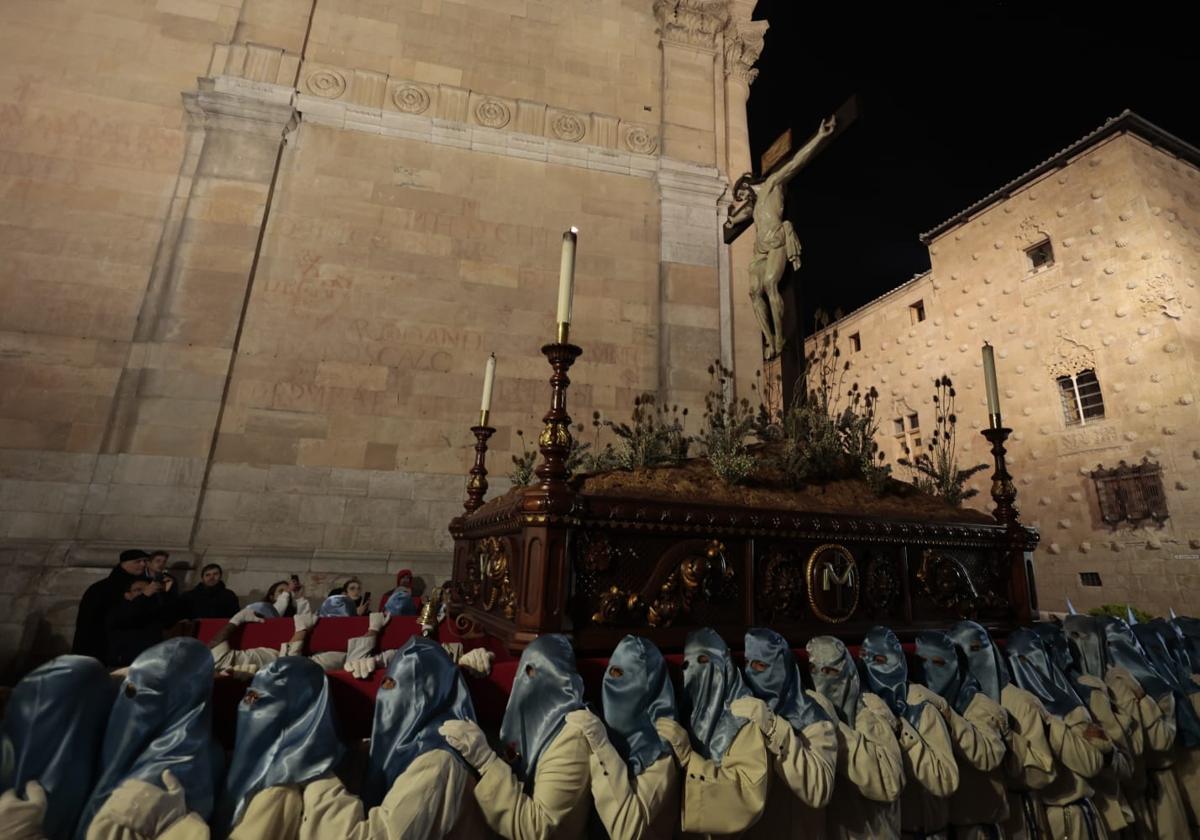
left=251, top=578, right=310, bottom=619
left=181, top=563, right=240, bottom=620
left=379, top=569, right=418, bottom=615
left=326, top=578, right=371, bottom=616
left=71, top=549, right=149, bottom=661
left=104, top=579, right=175, bottom=669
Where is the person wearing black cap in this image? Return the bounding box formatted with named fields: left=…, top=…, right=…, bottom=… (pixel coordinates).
left=71, top=549, right=149, bottom=661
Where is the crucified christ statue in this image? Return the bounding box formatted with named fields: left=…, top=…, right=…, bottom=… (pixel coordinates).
left=727, top=115, right=837, bottom=358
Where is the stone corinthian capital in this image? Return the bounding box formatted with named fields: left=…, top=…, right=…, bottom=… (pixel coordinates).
left=724, top=17, right=768, bottom=85
left=653, top=0, right=732, bottom=48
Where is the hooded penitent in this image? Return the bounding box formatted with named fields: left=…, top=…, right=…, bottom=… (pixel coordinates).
left=499, top=634, right=585, bottom=787
left=601, top=635, right=675, bottom=775
left=1144, top=619, right=1199, bottom=695
left=915, top=630, right=980, bottom=715
left=1005, top=628, right=1085, bottom=718
left=862, top=626, right=921, bottom=723
left=212, top=657, right=344, bottom=837
left=382, top=569, right=418, bottom=615
left=365, top=637, right=476, bottom=805
left=1, top=656, right=114, bottom=840
left=317, top=594, right=356, bottom=617
left=744, top=628, right=828, bottom=731
left=76, top=637, right=218, bottom=839
left=807, top=635, right=862, bottom=727
left=1131, top=620, right=1200, bottom=749
left=682, top=628, right=751, bottom=764
left=947, top=620, right=1011, bottom=704
left=1062, top=614, right=1110, bottom=680
left=1171, top=615, right=1200, bottom=673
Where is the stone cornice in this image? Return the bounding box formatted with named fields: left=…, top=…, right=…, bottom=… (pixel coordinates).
left=654, top=0, right=731, bottom=49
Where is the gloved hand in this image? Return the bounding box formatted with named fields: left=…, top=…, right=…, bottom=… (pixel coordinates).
left=0, top=781, right=47, bottom=840
left=910, top=683, right=952, bottom=722
left=345, top=656, right=381, bottom=680
left=368, top=612, right=390, bottom=633
left=439, top=719, right=498, bottom=774
left=230, top=605, right=265, bottom=626
left=293, top=612, right=318, bottom=634
left=730, top=696, right=778, bottom=739
left=566, top=708, right=612, bottom=752
left=458, top=647, right=495, bottom=677
left=654, top=717, right=693, bottom=766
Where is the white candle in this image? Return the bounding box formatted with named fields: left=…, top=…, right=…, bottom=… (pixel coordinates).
left=982, top=342, right=1001, bottom=427
left=556, top=227, right=578, bottom=327
left=480, top=353, right=496, bottom=413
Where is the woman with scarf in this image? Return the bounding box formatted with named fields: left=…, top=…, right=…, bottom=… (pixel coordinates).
left=806, top=635, right=903, bottom=839
left=75, top=637, right=220, bottom=840
left=576, top=635, right=680, bottom=840
left=1166, top=614, right=1200, bottom=829
left=653, top=627, right=769, bottom=838
left=0, top=656, right=114, bottom=840
left=1006, top=627, right=1109, bottom=840
left=439, top=633, right=591, bottom=840
left=1050, top=615, right=1138, bottom=837
left=734, top=628, right=836, bottom=838
left=948, top=620, right=1054, bottom=840
left=378, top=570, right=418, bottom=616
left=1102, top=617, right=1191, bottom=839
left=859, top=626, right=960, bottom=839
left=302, top=637, right=485, bottom=839
left=210, top=657, right=343, bottom=839
left=913, top=630, right=1008, bottom=840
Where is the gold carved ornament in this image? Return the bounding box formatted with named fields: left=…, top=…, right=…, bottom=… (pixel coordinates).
left=805, top=543, right=859, bottom=624
left=538, top=422, right=573, bottom=449
left=647, top=540, right=732, bottom=628
left=476, top=537, right=516, bottom=620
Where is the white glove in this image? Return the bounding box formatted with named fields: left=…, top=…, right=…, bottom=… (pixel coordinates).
left=345, top=655, right=381, bottom=679
left=230, top=605, right=264, bottom=626
left=368, top=611, right=391, bottom=633
left=439, top=719, right=498, bottom=774
left=0, top=782, right=47, bottom=840
left=458, top=647, right=495, bottom=678
left=730, top=696, right=778, bottom=739
left=566, top=708, right=611, bottom=752
left=91, top=771, right=187, bottom=838
left=293, top=612, right=317, bottom=634
left=655, top=717, right=693, bottom=766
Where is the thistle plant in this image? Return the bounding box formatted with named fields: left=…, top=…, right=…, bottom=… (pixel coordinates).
left=898, top=376, right=988, bottom=506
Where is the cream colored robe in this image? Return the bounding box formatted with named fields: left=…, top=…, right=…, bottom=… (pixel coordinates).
left=301, top=752, right=487, bottom=840
left=229, top=785, right=302, bottom=840
left=1106, top=665, right=1190, bottom=840
left=471, top=723, right=591, bottom=840
left=928, top=689, right=1010, bottom=835
left=210, top=637, right=369, bottom=674
left=1174, top=678, right=1200, bottom=831
left=668, top=719, right=770, bottom=840
left=1038, top=702, right=1108, bottom=840
left=897, top=686, right=961, bottom=838
left=587, top=747, right=679, bottom=840
left=84, top=778, right=210, bottom=840
left=753, top=718, right=837, bottom=840
left=1077, top=675, right=1136, bottom=835
left=809, top=689, right=904, bottom=840
left=1000, top=683, right=1057, bottom=840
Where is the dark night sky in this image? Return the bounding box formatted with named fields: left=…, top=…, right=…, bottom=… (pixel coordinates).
left=746, top=2, right=1200, bottom=333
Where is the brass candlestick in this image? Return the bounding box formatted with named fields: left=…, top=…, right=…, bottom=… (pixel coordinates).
left=463, top=416, right=495, bottom=513
left=981, top=425, right=1020, bottom=530
left=523, top=339, right=583, bottom=510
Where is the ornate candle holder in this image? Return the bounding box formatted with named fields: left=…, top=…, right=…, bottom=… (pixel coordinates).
left=463, top=410, right=495, bottom=513
left=981, top=425, right=1020, bottom=530
left=521, top=331, right=582, bottom=516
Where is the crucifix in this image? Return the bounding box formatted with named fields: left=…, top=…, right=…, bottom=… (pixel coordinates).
left=724, top=97, right=858, bottom=376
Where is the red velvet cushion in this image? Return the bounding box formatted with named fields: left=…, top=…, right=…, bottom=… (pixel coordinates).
left=195, top=618, right=227, bottom=645
left=377, top=617, right=423, bottom=652
left=239, top=618, right=296, bottom=651
left=307, top=616, right=370, bottom=653
left=326, top=669, right=386, bottom=741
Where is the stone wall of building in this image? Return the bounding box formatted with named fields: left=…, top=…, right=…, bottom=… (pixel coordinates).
left=811, top=131, right=1200, bottom=616
left=0, top=0, right=765, bottom=675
